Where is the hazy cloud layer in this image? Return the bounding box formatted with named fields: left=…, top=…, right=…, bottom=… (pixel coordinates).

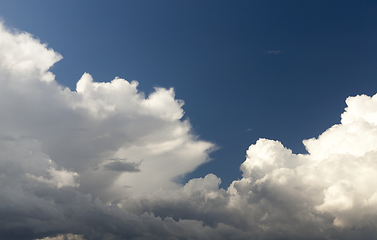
left=2, top=22, right=377, bottom=239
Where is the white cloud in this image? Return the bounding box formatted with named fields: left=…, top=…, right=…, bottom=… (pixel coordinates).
left=38, top=234, right=85, bottom=240
left=0, top=22, right=218, bottom=239
left=124, top=92, right=377, bottom=239
left=2, top=21, right=377, bottom=239
left=27, top=167, right=79, bottom=189
left=0, top=22, right=215, bottom=203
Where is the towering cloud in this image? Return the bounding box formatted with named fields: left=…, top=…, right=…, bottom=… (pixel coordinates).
left=0, top=22, right=214, bottom=202
left=1, top=22, right=377, bottom=239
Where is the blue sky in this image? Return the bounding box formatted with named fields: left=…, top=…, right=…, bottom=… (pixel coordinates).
left=1, top=1, right=377, bottom=239
left=3, top=0, right=377, bottom=188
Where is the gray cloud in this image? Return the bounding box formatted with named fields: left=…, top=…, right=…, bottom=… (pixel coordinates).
left=102, top=160, right=141, bottom=172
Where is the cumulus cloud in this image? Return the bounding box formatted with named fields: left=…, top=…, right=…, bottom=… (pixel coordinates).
left=2, top=21, right=377, bottom=240
left=0, top=22, right=218, bottom=239
left=0, top=22, right=214, bottom=201
left=121, top=93, right=377, bottom=239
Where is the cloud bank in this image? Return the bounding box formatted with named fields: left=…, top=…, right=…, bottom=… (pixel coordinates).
left=1, top=22, right=377, bottom=239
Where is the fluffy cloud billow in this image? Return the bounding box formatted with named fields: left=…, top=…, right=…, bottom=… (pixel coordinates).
left=0, top=22, right=214, bottom=201
left=2, top=22, right=377, bottom=240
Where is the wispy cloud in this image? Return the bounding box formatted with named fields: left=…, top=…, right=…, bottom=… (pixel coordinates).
left=266, top=50, right=281, bottom=54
